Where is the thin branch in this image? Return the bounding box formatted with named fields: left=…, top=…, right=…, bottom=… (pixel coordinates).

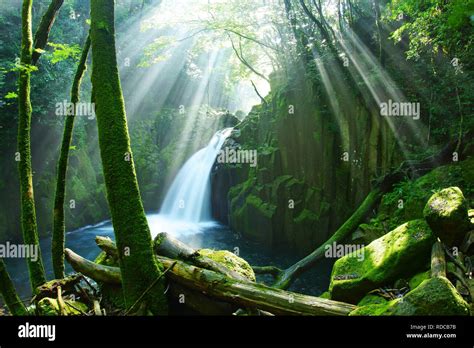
left=229, top=35, right=269, bottom=82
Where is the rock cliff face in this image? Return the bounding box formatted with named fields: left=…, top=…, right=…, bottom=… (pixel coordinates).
left=211, top=71, right=403, bottom=255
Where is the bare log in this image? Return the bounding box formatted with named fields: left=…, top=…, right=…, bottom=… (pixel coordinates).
left=65, top=248, right=121, bottom=284
left=65, top=248, right=356, bottom=316
left=431, top=241, right=446, bottom=278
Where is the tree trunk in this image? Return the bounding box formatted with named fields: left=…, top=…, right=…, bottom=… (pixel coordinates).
left=89, top=0, right=167, bottom=315
left=52, top=35, right=91, bottom=279
left=32, top=0, right=65, bottom=65
left=0, top=259, right=28, bottom=315
left=17, top=0, right=47, bottom=290
left=65, top=249, right=356, bottom=316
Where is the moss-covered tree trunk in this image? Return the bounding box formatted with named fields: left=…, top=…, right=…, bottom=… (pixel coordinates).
left=0, top=259, right=28, bottom=315
left=89, top=0, right=167, bottom=314
left=32, top=0, right=64, bottom=65
left=17, top=0, right=46, bottom=290
left=51, top=36, right=91, bottom=279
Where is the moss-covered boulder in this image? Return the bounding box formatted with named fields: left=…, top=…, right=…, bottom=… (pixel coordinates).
left=357, top=294, right=388, bottom=307
left=198, top=249, right=256, bottom=281
left=37, top=297, right=88, bottom=316
left=408, top=270, right=430, bottom=290
left=329, top=219, right=435, bottom=304
left=423, top=187, right=470, bottom=247
left=389, top=277, right=470, bottom=315
left=351, top=277, right=470, bottom=316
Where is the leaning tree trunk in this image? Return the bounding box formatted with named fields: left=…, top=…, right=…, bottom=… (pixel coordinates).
left=51, top=35, right=91, bottom=279
left=0, top=259, right=28, bottom=315
left=273, top=188, right=382, bottom=289
left=89, top=0, right=167, bottom=315
left=32, top=0, right=64, bottom=65
left=17, top=0, right=47, bottom=290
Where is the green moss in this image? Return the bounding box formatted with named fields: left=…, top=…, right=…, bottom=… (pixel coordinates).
left=94, top=251, right=117, bottom=267
left=388, top=277, right=470, bottom=315
left=90, top=0, right=167, bottom=315
left=198, top=249, right=256, bottom=281
left=408, top=270, right=430, bottom=290
left=37, top=297, right=88, bottom=316
left=0, top=259, right=28, bottom=315
left=369, top=158, right=474, bottom=232
left=357, top=294, right=388, bottom=307
left=330, top=219, right=435, bottom=304
left=319, top=291, right=331, bottom=299
left=349, top=302, right=391, bottom=316
left=423, top=187, right=470, bottom=246
left=18, top=0, right=47, bottom=291
left=245, top=194, right=276, bottom=219
left=353, top=276, right=470, bottom=316
left=294, top=209, right=318, bottom=224
left=52, top=36, right=91, bottom=279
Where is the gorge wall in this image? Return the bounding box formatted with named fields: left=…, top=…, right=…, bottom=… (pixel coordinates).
left=211, top=69, right=403, bottom=255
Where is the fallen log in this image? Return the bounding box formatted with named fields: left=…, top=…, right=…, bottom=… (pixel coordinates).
left=153, top=233, right=249, bottom=281
left=65, top=248, right=356, bottom=316
left=431, top=241, right=446, bottom=278
left=97, top=235, right=258, bottom=315
left=97, top=234, right=249, bottom=282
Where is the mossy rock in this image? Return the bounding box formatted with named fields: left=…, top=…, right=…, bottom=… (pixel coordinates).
left=388, top=277, right=470, bottom=315
left=408, top=270, right=430, bottom=290
left=351, top=277, right=470, bottom=316
left=349, top=302, right=391, bottom=316
left=37, top=297, right=88, bottom=316
left=329, top=219, right=435, bottom=304
left=198, top=249, right=256, bottom=281
left=423, top=187, right=470, bottom=247
left=357, top=294, right=388, bottom=307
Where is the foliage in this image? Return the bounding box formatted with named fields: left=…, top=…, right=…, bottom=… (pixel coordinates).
left=46, top=42, right=81, bottom=64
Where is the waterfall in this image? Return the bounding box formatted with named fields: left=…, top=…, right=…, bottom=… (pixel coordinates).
left=159, top=127, right=233, bottom=222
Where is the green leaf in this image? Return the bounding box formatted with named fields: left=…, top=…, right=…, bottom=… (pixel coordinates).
left=5, top=91, right=18, bottom=99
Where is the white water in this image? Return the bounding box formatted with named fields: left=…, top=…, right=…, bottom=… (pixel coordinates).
left=154, top=128, right=233, bottom=236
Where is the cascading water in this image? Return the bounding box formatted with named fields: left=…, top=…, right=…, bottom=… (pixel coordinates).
left=160, top=127, right=233, bottom=221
